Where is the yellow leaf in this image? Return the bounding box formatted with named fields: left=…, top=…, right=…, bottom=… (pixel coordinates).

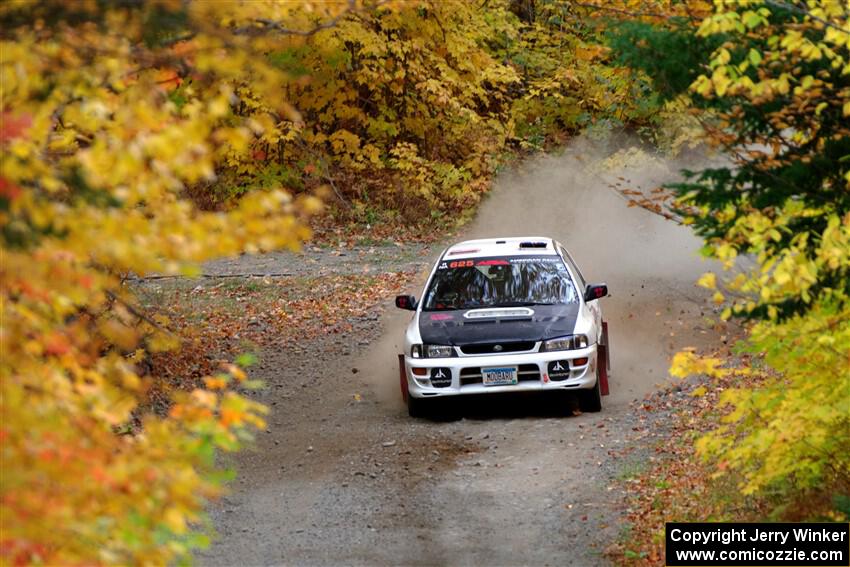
left=164, top=508, right=187, bottom=534
left=712, top=68, right=730, bottom=97
left=691, top=386, right=708, bottom=397
left=204, top=376, right=229, bottom=390
left=697, top=272, right=717, bottom=289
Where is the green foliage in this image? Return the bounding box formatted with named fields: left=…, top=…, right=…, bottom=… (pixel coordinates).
left=502, top=3, right=663, bottom=148
left=671, top=2, right=849, bottom=321
left=606, top=18, right=724, bottom=101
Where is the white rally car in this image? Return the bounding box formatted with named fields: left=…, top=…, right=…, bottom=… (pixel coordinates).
left=395, top=237, right=610, bottom=417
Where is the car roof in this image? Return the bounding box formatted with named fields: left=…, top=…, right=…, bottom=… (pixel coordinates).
left=441, top=236, right=559, bottom=259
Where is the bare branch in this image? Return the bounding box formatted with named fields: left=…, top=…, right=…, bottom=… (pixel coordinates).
left=764, top=0, right=850, bottom=34
left=231, top=0, right=391, bottom=37
left=569, top=1, right=679, bottom=21
left=105, top=289, right=175, bottom=335
left=128, top=272, right=293, bottom=281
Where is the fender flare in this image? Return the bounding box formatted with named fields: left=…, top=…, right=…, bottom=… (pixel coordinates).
left=398, top=354, right=409, bottom=403
left=599, top=321, right=611, bottom=396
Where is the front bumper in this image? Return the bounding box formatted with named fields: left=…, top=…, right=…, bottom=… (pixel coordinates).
left=405, top=345, right=598, bottom=399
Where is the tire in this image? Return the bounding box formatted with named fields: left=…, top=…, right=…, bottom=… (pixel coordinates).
left=407, top=395, right=429, bottom=418
left=579, top=367, right=603, bottom=413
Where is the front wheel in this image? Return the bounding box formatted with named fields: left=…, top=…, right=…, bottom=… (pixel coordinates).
left=578, top=367, right=602, bottom=413
left=407, top=395, right=430, bottom=418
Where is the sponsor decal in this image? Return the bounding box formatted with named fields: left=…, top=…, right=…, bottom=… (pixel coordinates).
left=430, top=367, right=452, bottom=388
left=429, top=313, right=454, bottom=321
left=509, top=256, right=560, bottom=264
left=476, top=259, right=510, bottom=266
left=548, top=360, right=571, bottom=380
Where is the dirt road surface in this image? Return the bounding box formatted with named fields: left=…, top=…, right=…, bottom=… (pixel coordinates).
left=198, top=137, right=721, bottom=566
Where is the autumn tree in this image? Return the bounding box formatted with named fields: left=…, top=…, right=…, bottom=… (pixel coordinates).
left=216, top=0, right=663, bottom=224
left=609, top=0, right=850, bottom=518
left=0, top=1, right=350, bottom=563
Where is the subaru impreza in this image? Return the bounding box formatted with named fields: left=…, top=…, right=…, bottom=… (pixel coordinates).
left=395, top=236, right=610, bottom=417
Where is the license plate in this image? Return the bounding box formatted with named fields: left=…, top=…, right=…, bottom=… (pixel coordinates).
left=482, top=366, right=518, bottom=386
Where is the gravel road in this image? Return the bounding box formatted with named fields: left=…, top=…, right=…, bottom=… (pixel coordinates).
left=197, top=137, right=721, bottom=566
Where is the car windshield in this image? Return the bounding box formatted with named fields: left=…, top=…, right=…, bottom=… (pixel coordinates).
left=422, top=256, right=578, bottom=311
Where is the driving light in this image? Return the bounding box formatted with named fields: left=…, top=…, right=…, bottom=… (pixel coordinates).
left=541, top=334, right=589, bottom=351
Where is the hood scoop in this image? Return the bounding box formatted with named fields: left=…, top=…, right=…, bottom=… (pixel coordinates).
left=463, top=307, right=534, bottom=320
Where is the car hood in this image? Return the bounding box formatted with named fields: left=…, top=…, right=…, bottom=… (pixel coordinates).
left=418, top=304, right=580, bottom=346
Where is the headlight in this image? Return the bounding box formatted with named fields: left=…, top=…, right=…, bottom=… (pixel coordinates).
left=411, top=344, right=455, bottom=358
left=424, top=344, right=455, bottom=358
left=541, top=334, right=589, bottom=351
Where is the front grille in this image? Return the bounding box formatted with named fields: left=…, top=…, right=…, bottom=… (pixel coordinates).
left=459, top=364, right=540, bottom=386
left=459, top=341, right=536, bottom=355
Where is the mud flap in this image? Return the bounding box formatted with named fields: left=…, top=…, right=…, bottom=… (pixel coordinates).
left=599, top=321, right=611, bottom=396
left=398, top=354, right=409, bottom=404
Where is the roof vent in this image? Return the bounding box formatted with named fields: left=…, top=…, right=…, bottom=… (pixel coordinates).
left=519, top=241, right=547, bottom=249
left=447, top=248, right=479, bottom=256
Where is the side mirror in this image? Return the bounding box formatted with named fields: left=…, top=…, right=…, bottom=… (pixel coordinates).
left=584, top=284, right=608, bottom=302
left=395, top=295, right=417, bottom=310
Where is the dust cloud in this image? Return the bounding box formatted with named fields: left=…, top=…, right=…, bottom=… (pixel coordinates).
left=360, top=133, right=722, bottom=409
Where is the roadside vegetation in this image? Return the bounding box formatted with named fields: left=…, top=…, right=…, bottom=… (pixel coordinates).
left=601, top=0, right=850, bottom=562
left=1, top=0, right=847, bottom=565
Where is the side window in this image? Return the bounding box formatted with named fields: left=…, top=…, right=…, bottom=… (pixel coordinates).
left=559, top=245, right=586, bottom=290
